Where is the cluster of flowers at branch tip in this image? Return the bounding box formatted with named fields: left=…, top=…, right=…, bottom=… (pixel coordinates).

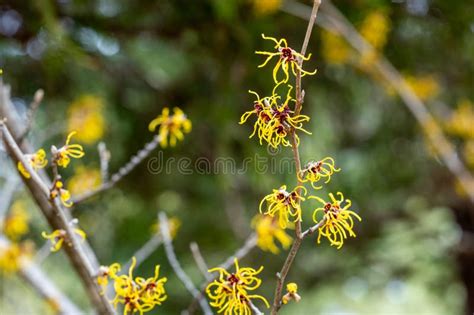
left=149, top=107, right=192, bottom=148
left=240, top=84, right=311, bottom=148
left=252, top=214, right=292, bottom=254
left=282, top=282, right=301, bottom=305
left=97, top=257, right=167, bottom=315
left=206, top=258, right=269, bottom=314
left=42, top=228, right=86, bottom=252
left=256, top=34, right=316, bottom=84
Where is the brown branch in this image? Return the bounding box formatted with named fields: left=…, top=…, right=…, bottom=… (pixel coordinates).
left=271, top=1, right=322, bottom=314
left=0, top=109, right=114, bottom=314
left=18, top=89, right=44, bottom=142
left=190, top=242, right=211, bottom=281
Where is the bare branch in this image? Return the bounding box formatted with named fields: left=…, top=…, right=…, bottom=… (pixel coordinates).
left=190, top=242, right=211, bottom=281
left=18, top=89, right=44, bottom=142
left=159, top=212, right=213, bottom=315
left=72, top=135, right=161, bottom=205
left=98, top=142, right=110, bottom=183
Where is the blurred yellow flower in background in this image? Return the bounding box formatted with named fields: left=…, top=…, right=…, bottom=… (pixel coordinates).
left=3, top=201, right=29, bottom=241
left=0, top=243, right=22, bottom=273
left=404, top=74, right=440, bottom=101
left=17, top=148, right=48, bottom=179
left=252, top=214, right=292, bottom=254
left=151, top=217, right=181, bottom=239
left=445, top=99, right=474, bottom=139
left=359, top=10, right=391, bottom=51
left=68, top=166, right=101, bottom=196
left=67, top=95, right=105, bottom=144
left=321, top=30, right=352, bottom=65
left=252, top=0, right=281, bottom=15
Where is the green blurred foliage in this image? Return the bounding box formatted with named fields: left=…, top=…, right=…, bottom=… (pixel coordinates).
left=1, top=0, right=473, bottom=314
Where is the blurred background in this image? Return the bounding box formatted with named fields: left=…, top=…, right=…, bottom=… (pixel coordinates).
left=1, top=0, right=474, bottom=314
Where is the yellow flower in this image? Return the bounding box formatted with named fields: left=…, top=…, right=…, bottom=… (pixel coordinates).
left=67, top=95, right=105, bottom=144
left=252, top=215, right=292, bottom=254
left=282, top=282, right=301, bottom=304
left=359, top=10, right=391, bottom=51
left=149, top=107, right=192, bottom=148
left=404, top=74, right=440, bottom=101
left=300, top=157, right=340, bottom=189
left=252, top=0, right=281, bottom=15
left=240, top=85, right=311, bottom=148
left=110, top=257, right=167, bottom=314
left=310, top=192, right=362, bottom=249
left=68, top=166, right=101, bottom=196
left=445, top=99, right=474, bottom=139
left=53, top=131, right=85, bottom=168
left=206, top=258, right=269, bottom=314
left=97, top=263, right=121, bottom=293
left=3, top=201, right=29, bottom=241
left=256, top=34, right=317, bottom=84
left=50, top=180, right=73, bottom=207
left=321, top=30, right=352, bottom=65
left=0, top=242, right=22, bottom=273
left=41, top=228, right=86, bottom=252
left=17, top=148, right=48, bottom=178
left=259, top=185, right=306, bottom=229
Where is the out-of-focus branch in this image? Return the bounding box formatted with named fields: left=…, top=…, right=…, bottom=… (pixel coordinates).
left=123, top=233, right=162, bottom=271
left=159, top=212, right=213, bottom=315
left=0, top=121, right=114, bottom=314
left=72, top=135, right=161, bottom=205
left=282, top=0, right=474, bottom=205
left=190, top=242, right=211, bottom=281
left=98, top=142, right=110, bottom=183
left=18, top=89, right=44, bottom=142
left=0, top=236, right=83, bottom=314
left=0, top=177, right=20, bottom=224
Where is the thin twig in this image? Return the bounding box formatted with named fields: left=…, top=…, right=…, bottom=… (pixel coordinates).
left=72, top=135, right=161, bottom=205
left=124, top=234, right=162, bottom=271
left=190, top=242, right=211, bottom=281
left=159, top=212, right=213, bottom=315
left=0, top=121, right=115, bottom=315
left=18, top=89, right=44, bottom=142
left=271, top=1, right=322, bottom=313
left=0, top=236, right=83, bottom=314
left=98, top=142, right=110, bottom=183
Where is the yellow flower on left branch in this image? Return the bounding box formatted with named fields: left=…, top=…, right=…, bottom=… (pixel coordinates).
left=17, top=148, right=48, bottom=178
left=50, top=180, right=73, bottom=207
left=52, top=131, right=85, bottom=168
left=41, top=228, right=86, bottom=252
